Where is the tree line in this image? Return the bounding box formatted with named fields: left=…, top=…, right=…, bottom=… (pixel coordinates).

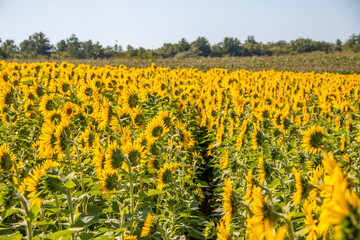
left=0, top=32, right=359, bottom=59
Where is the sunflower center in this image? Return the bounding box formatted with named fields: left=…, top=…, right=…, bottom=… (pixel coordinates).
left=309, top=131, right=324, bottom=149
left=152, top=126, right=163, bottom=138
left=85, top=87, right=93, bottom=97
left=62, top=83, right=70, bottom=92
left=135, top=113, right=145, bottom=126
left=128, top=93, right=139, bottom=108
left=36, top=86, right=45, bottom=97
left=4, top=91, right=14, bottom=106
left=45, top=100, right=55, bottom=111
left=66, top=107, right=73, bottom=116
left=84, top=105, right=94, bottom=115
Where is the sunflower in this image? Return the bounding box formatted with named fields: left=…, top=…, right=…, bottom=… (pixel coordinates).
left=92, top=146, right=105, bottom=176
left=223, top=178, right=238, bottom=219
left=0, top=84, right=14, bottom=107
left=62, top=101, right=78, bottom=118
left=55, top=75, right=72, bottom=96
left=301, top=200, right=318, bottom=240
left=121, top=140, right=146, bottom=168
left=220, top=151, right=229, bottom=170
left=176, top=121, right=195, bottom=150
left=110, top=106, right=133, bottom=129
left=235, top=132, right=244, bottom=151
left=44, top=109, right=67, bottom=125
left=157, top=110, right=174, bottom=128
left=122, top=87, right=140, bottom=109
left=36, top=123, right=57, bottom=159
left=124, top=236, right=137, bottom=240
left=97, top=100, right=112, bottom=131
left=0, top=144, right=15, bottom=172
left=98, top=168, right=119, bottom=199
left=24, top=160, right=60, bottom=207
left=131, top=108, right=145, bottom=127
left=217, top=216, right=231, bottom=240
left=78, top=82, right=97, bottom=102
left=156, top=162, right=178, bottom=190
left=247, top=187, right=273, bottom=239
left=145, top=117, right=169, bottom=142
left=77, top=127, right=99, bottom=153
left=251, top=127, right=264, bottom=150
left=257, top=157, right=269, bottom=185
left=54, top=121, right=71, bottom=159
left=81, top=100, right=100, bottom=119
left=105, top=142, right=126, bottom=173
left=291, top=167, right=304, bottom=206
left=39, top=94, right=56, bottom=115
left=317, top=178, right=360, bottom=239
left=140, top=213, right=157, bottom=237
left=301, top=125, right=326, bottom=154
left=244, top=170, right=254, bottom=204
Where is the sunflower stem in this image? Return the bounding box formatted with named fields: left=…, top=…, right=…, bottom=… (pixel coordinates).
left=54, top=192, right=62, bottom=231
left=128, top=162, right=135, bottom=233
left=18, top=193, right=32, bottom=240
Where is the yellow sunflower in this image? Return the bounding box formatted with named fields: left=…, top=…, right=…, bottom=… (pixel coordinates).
left=156, top=162, right=178, bottom=190
left=35, top=123, right=57, bottom=159
left=0, top=84, right=14, bottom=107
left=121, top=140, right=146, bottom=168
left=98, top=168, right=119, bottom=199
left=0, top=144, right=15, bottom=172
left=220, top=151, right=229, bottom=170
left=145, top=117, right=169, bottom=142
left=24, top=160, right=60, bottom=207
left=217, top=216, right=231, bottom=240
left=176, top=121, right=195, bottom=150
left=140, top=213, right=157, bottom=237
left=291, top=167, right=304, bottom=206
left=104, top=142, right=126, bottom=173
left=301, top=125, right=326, bottom=154
left=39, top=94, right=56, bottom=115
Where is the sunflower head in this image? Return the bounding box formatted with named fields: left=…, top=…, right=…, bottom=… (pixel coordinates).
left=0, top=184, right=18, bottom=210
left=0, top=145, right=15, bottom=172
left=140, top=213, right=158, bottom=237
left=302, top=125, right=326, bottom=154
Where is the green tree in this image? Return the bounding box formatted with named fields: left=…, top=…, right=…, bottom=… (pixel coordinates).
left=65, top=34, right=82, bottom=58
left=0, top=39, right=18, bottom=59
left=343, top=34, right=360, bottom=52
left=334, top=39, right=342, bottom=51
left=189, top=37, right=211, bottom=57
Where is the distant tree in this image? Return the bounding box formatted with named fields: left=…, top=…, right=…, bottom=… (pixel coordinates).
left=343, top=33, right=360, bottom=52
left=243, top=36, right=262, bottom=56
left=335, top=39, right=342, bottom=51
left=176, top=38, right=190, bottom=52
left=19, top=32, right=51, bottom=58
left=56, top=39, right=67, bottom=52
left=65, top=34, right=82, bottom=58
left=222, top=37, right=244, bottom=56
left=190, top=37, right=211, bottom=57
left=0, top=39, right=18, bottom=58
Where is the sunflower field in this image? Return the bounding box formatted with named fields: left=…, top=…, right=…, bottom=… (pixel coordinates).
left=0, top=61, right=359, bottom=240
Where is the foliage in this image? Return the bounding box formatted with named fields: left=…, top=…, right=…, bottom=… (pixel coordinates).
left=2, top=33, right=360, bottom=59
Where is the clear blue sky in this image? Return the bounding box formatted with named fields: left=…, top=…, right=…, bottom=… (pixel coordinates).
left=0, top=0, right=359, bottom=49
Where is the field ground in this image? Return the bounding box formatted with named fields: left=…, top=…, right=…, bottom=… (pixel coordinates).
left=6, top=52, right=360, bottom=74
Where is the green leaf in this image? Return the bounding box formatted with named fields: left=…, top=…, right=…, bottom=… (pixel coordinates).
left=22, top=80, right=33, bottom=85
left=0, top=231, right=23, bottom=240
left=147, top=189, right=165, bottom=196
left=64, top=180, right=76, bottom=189
left=42, top=229, right=76, bottom=240
left=27, top=204, right=40, bottom=222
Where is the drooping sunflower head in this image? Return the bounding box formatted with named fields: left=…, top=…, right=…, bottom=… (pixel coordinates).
left=105, top=143, right=126, bottom=172
left=122, top=141, right=146, bottom=168
left=140, top=213, right=158, bottom=237
left=0, top=184, right=18, bottom=210
left=301, top=125, right=326, bottom=154
left=156, top=162, right=178, bottom=190
left=0, top=144, right=15, bottom=172
left=99, top=169, right=119, bottom=199
left=0, top=85, right=14, bottom=107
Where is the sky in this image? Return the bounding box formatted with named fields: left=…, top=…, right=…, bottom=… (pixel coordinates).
left=0, top=0, right=359, bottom=49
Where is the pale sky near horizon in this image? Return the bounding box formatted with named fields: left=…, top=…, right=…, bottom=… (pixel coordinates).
left=0, top=0, right=359, bottom=49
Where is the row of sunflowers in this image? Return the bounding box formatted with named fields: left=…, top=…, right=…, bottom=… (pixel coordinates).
left=0, top=61, right=359, bottom=239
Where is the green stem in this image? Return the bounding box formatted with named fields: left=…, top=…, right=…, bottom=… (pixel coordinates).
left=272, top=211, right=295, bottom=240
left=18, top=194, right=32, bottom=240
left=54, top=192, right=62, bottom=231
left=66, top=188, right=75, bottom=240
